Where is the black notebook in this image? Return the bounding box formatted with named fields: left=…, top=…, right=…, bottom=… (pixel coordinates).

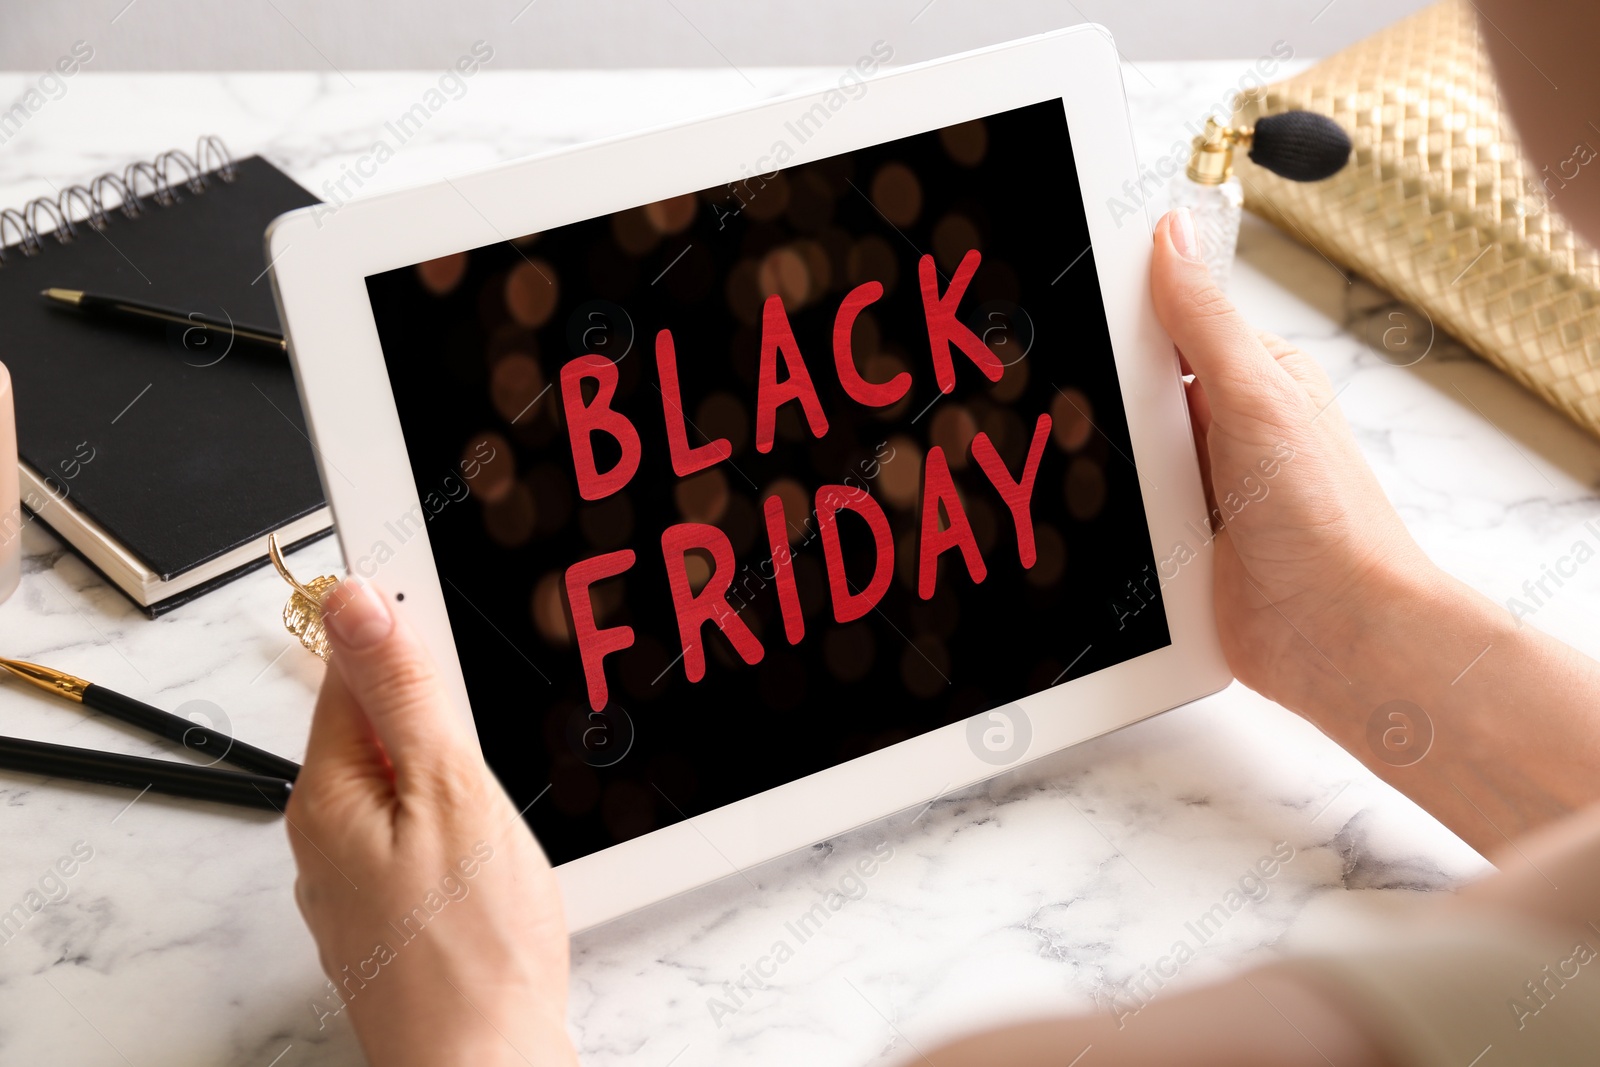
left=0, top=144, right=330, bottom=615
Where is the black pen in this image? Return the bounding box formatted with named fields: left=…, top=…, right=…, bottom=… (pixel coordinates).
left=40, top=287, right=286, bottom=350
left=0, top=734, right=290, bottom=811
left=0, top=656, right=301, bottom=780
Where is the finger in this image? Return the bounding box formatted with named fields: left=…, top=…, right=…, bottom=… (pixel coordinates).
left=321, top=576, right=474, bottom=791
left=1184, top=378, right=1217, bottom=513
left=1177, top=346, right=1212, bottom=437
left=1256, top=331, right=1298, bottom=362
left=1258, top=330, right=1338, bottom=413
left=289, top=660, right=393, bottom=837
left=300, top=657, right=389, bottom=788
left=1171, top=337, right=1218, bottom=526
left=1176, top=342, right=1216, bottom=513
left=1150, top=211, right=1308, bottom=431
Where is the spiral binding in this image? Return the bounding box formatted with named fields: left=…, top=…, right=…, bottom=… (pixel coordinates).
left=0, top=136, right=236, bottom=265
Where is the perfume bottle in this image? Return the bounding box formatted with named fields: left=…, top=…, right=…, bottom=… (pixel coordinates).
left=1169, top=118, right=1245, bottom=290
left=1168, top=112, right=1352, bottom=291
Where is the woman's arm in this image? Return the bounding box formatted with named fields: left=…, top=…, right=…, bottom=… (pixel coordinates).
left=1267, top=565, right=1600, bottom=850
left=918, top=971, right=1390, bottom=1067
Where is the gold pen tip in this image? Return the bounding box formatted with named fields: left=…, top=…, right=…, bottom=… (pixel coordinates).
left=41, top=288, right=84, bottom=305
left=0, top=656, right=90, bottom=701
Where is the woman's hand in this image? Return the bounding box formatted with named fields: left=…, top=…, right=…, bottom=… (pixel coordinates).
left=285, top=576, right=577, bottom=1067
left=1151, top=208, right=1600, bottom=848
left=1150, top=208, right=1437, bottom=711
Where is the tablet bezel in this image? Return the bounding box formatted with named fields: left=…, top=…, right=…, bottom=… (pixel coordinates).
left=266, top=24, right=1230, bottom=932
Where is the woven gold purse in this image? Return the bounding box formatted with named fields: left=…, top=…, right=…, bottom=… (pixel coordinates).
left=1231, top=0, right=1600, bottom=437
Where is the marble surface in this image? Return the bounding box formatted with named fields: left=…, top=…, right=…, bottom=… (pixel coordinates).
left=2, top=59, right=1597, bottom=1067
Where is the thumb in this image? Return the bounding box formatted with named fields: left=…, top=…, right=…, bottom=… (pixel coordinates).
left=1150, top=210, right=1308, bottom=437
left=320, top=576, right=474, bottom=794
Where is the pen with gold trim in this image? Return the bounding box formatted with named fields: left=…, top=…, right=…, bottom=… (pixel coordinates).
left=0, top=735, right=291, bottom=811
left=0, top=656, right=300, bottom=780
left=40, top=287, right=287, bottom=350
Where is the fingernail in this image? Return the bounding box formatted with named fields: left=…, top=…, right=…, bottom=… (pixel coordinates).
left=1168, top=207, right=1200, bottom=262
left=323, top=576, right=394, bottom=650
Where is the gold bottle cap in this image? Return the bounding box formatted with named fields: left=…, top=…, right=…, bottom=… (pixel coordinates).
left=1186, top=116, right=1255, bottom=185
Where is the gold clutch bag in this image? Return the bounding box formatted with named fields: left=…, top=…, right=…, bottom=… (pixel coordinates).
left=1231, top=0, right=1600, bottom=437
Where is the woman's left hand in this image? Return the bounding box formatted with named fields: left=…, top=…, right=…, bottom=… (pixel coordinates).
left=286, top=575, right=577, bottom=1067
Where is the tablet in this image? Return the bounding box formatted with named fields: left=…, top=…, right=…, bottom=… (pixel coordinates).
left=267, top=25, right=1229, bottom=931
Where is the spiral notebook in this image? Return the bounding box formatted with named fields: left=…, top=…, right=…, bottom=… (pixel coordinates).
left=0, top=141, right=331, bottom=616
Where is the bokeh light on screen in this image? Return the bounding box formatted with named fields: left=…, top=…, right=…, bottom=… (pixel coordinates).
left=504, top=260, right=559, bottom=327
left=869, top=162, right=922, bottom=227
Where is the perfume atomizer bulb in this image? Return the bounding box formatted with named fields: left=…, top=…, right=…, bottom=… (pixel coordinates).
left=1168, top=110, right=1351, bottom=290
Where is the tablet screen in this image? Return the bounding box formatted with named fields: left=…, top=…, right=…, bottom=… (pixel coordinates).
left=364, top=98, right=1170, bottom=865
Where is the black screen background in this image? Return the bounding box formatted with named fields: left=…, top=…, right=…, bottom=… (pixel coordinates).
left=364, top=99, right=1170, bottom=865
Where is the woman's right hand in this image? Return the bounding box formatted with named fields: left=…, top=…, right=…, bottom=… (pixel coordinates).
left=1150, top=208, right=1600, bottom=849
left=1149, top=207, right=1438, bottom=712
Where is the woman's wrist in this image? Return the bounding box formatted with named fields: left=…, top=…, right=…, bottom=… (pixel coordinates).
left=1250, top=546, right=1462, bottom=723
left=351, top=981, right=577, bottom=1067
left=357, top=1011, right=577, bottom=1067
left=1349, top=560, right=1504, bottom=703
left=1279, top=552, right=1600, bottom=849
left=1265, top=548, right=1509, bottom=745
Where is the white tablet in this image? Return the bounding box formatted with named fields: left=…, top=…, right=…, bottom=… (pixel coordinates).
left=266, top=25, right=1228, bottom=932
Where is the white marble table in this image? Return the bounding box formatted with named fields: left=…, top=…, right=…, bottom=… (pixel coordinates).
left=2, top=60, right=1595, bottom=1067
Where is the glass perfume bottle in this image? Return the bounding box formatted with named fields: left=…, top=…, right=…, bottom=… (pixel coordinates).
left=1168, top=117, right=1245, bottom=291
left=1167, top=112, right=1353, bottom=292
